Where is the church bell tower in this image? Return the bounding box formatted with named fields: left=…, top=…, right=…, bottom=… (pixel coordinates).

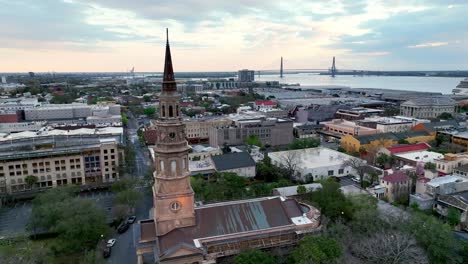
left=153, top=29, right=195, bottom=236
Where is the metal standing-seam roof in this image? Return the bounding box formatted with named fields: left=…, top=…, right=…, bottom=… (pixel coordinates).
left=156, top=196, right=304, bottom=255
left=355, top=130, right=431, bottom=144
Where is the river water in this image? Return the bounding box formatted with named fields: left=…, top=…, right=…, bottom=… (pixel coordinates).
left=256, top=73, right=464, bottom=94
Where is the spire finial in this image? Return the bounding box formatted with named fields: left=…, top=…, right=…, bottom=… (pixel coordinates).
left=166, top=28, right=169, bottom=44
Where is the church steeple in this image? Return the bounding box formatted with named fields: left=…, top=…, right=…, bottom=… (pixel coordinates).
left=153, top=29, right=195, bottom=236
left=162, top=28, right=176, bottom=92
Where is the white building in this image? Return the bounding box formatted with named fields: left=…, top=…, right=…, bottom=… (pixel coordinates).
left=268, top=147, right=363, bottom=182
left=189, top=145, right=222, bottom=161
left=24, top=103, right=121, bottom=122
left=400, top=96, right=456, bottom=118
left=394, top=151, right=444, bottom=167
left=357, top=116, right=416, bottom=133
left=426, top=175, right=468, bottom=196
left=0, top=121, right=46, bottom=133
left=272, top=183, right=322, bottom=197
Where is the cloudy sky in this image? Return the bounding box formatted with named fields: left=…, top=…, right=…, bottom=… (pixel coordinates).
left=1, top=0, right=467, bottom=72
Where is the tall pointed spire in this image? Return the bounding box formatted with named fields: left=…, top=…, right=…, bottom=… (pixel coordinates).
left=162, top=28, right=176, bottom=91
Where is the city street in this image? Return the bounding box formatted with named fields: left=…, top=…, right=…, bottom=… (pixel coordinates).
left=126, top=111, right=151, bottom=179
left=106, top=191, right=153, bottom=264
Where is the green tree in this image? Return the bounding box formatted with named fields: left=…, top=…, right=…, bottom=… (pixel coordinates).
left=235, top=249, right=276, bottom=264
left=424, top=162, right=437, bottom=170
left=115, top=188, right=142, bottom=210
left=288, top=138, right=320, bottom=150
left=297, top=185, right=307, bottom=194
left=143, top=107, right=156, bottom=117
left=375, top=153, right=394, bottom=168
left=290, top=236, right=342, bottom=264
left=447, top=207, right=461, bottom=226
left=398, top=138, right=410, bottom=144
left=53, top=199, right=109, bottom=253
left=407, top=212, right=462, bottom=264
left=438, top=112, right=453, bottom=120
left=306, top=180, right=353, bottom=221
left=121, top=112, right=128, bottom=126
left=25, top=175, right=38, bottom=189
left=143, top=95, right=151, bottom=102
left=245, top=135, right=262, bottom=147
left=28, top=187, right=109, bottom=255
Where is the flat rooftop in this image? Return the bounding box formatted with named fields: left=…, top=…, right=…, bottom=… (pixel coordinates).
left=362, top=117, right=414, bottom=124
left=395, top=151, right=444, bottom=163
left=0, top=126, right=123, bottom=142
left=322, top=119, right=376, bottom=131
left=427, top=175, right=468, bottom=187
left=268, top=147, right=358, bottom=168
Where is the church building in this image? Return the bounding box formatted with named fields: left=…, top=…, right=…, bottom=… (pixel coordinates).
left=136, top=30, right=322, bottom=264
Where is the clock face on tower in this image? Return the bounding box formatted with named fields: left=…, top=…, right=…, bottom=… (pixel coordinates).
left=169, top=132, right=176, bottom=139
left=170, top=201, right=181, bottom=212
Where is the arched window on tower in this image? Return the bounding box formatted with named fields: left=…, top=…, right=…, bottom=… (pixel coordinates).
left=171, top=160, right=177, bottom=174
left=162, top=105, right=166, bottom=117
left=160, top=160, right=165, bottom=172
left=169, top=105, right=173, bottom=117
left=176, top=105, right=179, bottom=117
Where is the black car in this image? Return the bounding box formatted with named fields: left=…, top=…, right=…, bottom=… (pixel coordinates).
left=103, top=247, right=111, bottom=258
left=117, top=222, right=130, bottom=234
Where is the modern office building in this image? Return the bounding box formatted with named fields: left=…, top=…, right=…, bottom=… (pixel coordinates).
left=0, top=138, right=122, bottom=194
left=24, top=103, right=121, bottom=121
left=184, top=117, right=232, bottom=143
left=208, top=117, right=293, bottom=147
left=237, top=69, right=255, bottom=82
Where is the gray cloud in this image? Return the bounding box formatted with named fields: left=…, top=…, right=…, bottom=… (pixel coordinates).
left=0, top=0, right=145, bottom=46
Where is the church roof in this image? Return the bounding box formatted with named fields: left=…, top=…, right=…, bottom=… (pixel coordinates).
left=156, top=196, right=306, bottom=256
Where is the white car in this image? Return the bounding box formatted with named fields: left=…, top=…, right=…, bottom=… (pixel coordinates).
left=107, top=238, right=116, bottom=247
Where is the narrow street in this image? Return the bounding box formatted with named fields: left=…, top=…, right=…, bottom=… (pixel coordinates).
left=106, top=192, right=153, bottom=264
left=106, top=111, right=153, bottom=263
left=126, top=111, right=150, bottom=179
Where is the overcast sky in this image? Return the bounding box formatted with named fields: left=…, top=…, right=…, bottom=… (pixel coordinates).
left=1, top=0, right=467, bottom=72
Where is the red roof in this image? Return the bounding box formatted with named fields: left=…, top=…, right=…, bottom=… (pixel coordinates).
left=417, top=177, right=430, bottom=183
left=387, top=142, right=431, bottom=154
left=180, top=102, right=194, bottom=107
left=382, top=171, right=409, bottom=183
left=255, top=100, right=277, bottom=106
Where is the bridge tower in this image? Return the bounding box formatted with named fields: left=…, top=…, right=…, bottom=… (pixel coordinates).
left=280, top=57, right=283, bottom=78
left=330, top=56, right=337, bottom=77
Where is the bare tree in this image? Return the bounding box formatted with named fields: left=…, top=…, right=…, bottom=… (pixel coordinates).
left=350, top=231, right=428, bottom=264
left=281, top=151, right=299, bottom=181
left=342, top=157, right=369, bottom=187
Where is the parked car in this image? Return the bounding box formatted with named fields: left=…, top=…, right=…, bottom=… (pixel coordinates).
left=103, top=247, right=111, bottom=258
left=127, top=216, right=136, bottom=224
left=117, top=222, right=130, bottom=234
left=106, top=238, right=116, bottom=247
left=351, top=177, right=361, bottom=183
